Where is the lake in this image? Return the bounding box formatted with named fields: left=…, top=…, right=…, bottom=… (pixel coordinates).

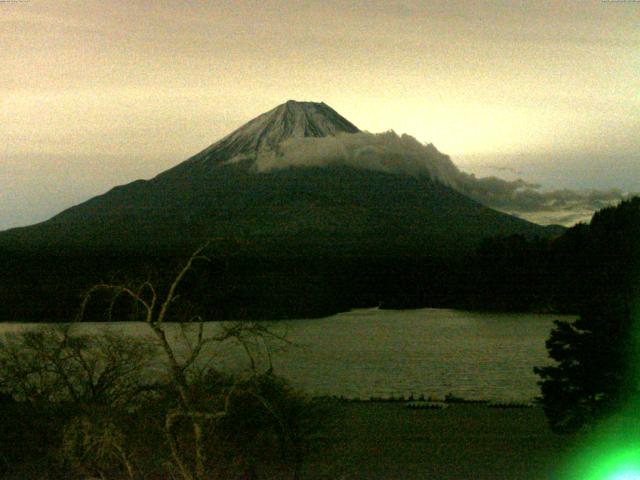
left=275, top=308, right=566, bottom=401
left=0, top=308, right=570, bottom=402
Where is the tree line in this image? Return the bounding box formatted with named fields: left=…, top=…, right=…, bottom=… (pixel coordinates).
left=535, top=197, right=640, bottom=433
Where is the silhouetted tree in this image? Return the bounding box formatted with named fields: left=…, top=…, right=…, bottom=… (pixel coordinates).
left=535, top=198, right=640, bottom=433
left=0, top=245, right=324, bottom=479
left=76, top=245, right=264, bottom=479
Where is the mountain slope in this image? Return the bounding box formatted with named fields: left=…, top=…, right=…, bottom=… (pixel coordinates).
left=0, top=100, right=554, bottom=253
left=0, top=100, right=563, bottom=321
left=0, top=163, right=552, bottom=255
left=169, top=100, right=360, bottom=173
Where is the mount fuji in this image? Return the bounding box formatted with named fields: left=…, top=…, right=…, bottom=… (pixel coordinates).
left=0, top=100, right=556, bottom=253
left=0, top=100, right=562, bottom=321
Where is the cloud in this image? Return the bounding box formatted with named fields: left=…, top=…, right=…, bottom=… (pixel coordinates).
left=250, top=131, right=632, bottom=226
left=254, top=130, right=461, bottom=185
left=455, top=172, right=630, bottom=225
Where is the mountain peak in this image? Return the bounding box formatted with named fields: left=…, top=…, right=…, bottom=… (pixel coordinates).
left=182, top=100, right=360, bottom=168
left=284, top=99, right=318, bottom=105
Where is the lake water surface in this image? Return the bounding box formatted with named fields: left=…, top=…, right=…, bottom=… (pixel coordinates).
left=0, top=308, right=570, bottom=401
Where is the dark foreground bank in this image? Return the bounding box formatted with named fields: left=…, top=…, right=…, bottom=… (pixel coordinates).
left=0, top=397, right=588, bottom=479
left=303, top=401, right=575, bottom=480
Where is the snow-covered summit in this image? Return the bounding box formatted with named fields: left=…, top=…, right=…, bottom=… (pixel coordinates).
left=171, top=100, right=463, bottom=190
left=184, top=100, right=360, bottom=167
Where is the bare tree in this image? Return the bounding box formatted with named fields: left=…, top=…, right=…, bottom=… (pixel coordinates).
left=0, top=325, right=156, bottom=479
left=77, top=244, right=292, bottom=480
left=0, top=244, right=316, bottom=480
left=0, top=325, right=154, bottom=407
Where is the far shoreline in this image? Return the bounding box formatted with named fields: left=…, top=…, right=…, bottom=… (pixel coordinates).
left=0, top=304, right=578, bottom=324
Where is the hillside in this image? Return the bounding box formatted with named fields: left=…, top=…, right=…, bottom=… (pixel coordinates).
left=0, top=101, right=563, bottom=321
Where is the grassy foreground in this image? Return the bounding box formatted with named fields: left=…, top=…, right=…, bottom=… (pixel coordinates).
left=303, top=401, right=575, bottom=480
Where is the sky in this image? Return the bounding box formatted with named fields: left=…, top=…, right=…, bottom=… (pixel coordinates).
left=2, top=0, right=639, bottom=229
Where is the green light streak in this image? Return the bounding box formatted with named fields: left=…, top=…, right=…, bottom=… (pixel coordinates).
left=610, top=469, right=640, bottom=480
left=564, top=295, right=640, bottom=480
left=564, top=438, right=640, bottom=480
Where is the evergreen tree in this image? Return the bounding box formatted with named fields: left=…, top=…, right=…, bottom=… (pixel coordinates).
left=535, top=198, right=640, bottom=433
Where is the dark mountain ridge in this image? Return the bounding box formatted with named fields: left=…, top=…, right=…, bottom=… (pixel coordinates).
left=0, top=100, right=564, bottom=321
left=0, top=101, right=555, bottom=253
left=0, top=163, right=553, bottom=254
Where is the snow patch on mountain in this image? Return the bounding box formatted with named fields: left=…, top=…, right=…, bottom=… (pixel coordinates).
left=186, top=100, right=360, bottom=167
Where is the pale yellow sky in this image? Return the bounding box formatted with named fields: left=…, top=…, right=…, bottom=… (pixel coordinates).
left=1, top=0, right=639, bottom=228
